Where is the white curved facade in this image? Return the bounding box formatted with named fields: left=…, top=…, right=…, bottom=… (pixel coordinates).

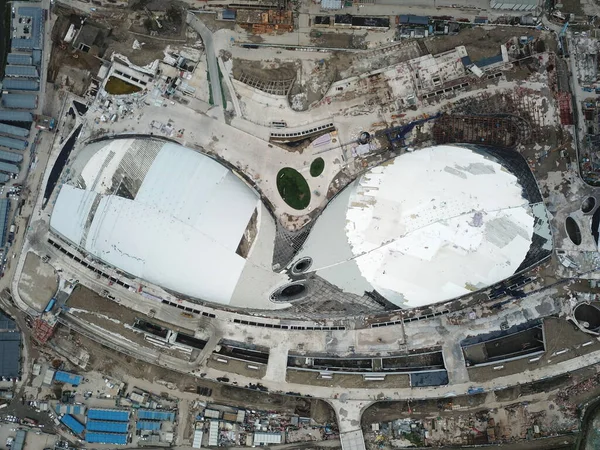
left=50, top=139, right=289, bottom=308
left=294, top=145, right=536, bottom=308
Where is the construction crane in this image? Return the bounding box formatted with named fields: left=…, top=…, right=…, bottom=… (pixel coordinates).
left=559, top=21, right=569, bottom=37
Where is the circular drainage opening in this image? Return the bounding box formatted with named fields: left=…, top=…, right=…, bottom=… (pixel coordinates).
left=582, top=196, right=596, bottom=214
left=271, top=281, right=309, bottom=303
left=566, top=216, right=582, bottom=246
left=291, top=257, right=313, bottom=275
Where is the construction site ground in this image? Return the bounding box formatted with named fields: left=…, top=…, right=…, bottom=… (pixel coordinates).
left=17, top=252, right=58, bottom=312
left=424, top=27, right=542, bottom=62
left=60, top=331, right=337, bottom=424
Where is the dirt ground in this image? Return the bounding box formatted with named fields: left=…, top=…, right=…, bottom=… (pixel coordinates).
left=287, top=369, right=410, bottom=389
left=425, top=27, right=541, bottom=62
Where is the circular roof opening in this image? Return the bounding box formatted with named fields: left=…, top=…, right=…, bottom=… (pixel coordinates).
left=574, top=303, right=600, bottom=333
left=566, top=217, right=582, bottom=245
left=271, top=281, right=309, bottom=303
left=582, top=196, right=596, bottom=214
left=291, top=257, right=313, bottom=275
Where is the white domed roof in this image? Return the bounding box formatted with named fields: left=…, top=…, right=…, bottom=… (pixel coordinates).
left=50, top=139, right=288, bottom=308
left=294, top=145, right=536, bottom=308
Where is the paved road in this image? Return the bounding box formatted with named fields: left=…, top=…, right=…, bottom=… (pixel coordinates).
left=187, top=12, right=224, bottom=114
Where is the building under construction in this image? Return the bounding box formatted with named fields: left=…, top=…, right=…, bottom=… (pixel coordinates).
left=432, top=114, right=529, bottom=148
left=236, top=9, right=294, bottom=33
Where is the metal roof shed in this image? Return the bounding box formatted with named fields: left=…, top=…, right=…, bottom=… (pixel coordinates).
left=0, top=174, right=10, bottom=184
left=138, top=409, right=175, bottom=421
left=0, top=136, right=27, bottom=151
left=0, top=151, right=23, bottom=163
left=11, top=39, right=34, bottom=51
left=2, top=78, right=39, bottom=91
left=60, top=414, right=85, bottom=435
left=85, top=433, right=128, bottom=445
left=18, top=7, right=44, bottom=49
left=87, top=409, right=130, bottom=422
left=136, top=421, right=161, bottom=431
left=192, top=429, right=203, bottom=448
left=0, top=313, right=16, bottom=330
left=7, top=53, right=32, bottom=65
left=0, top=162, right=20, bottom=174
left=1, top=94, right=37, bottom=110
left=5, top=65, right=38, bottom=78
left=87, top=420, right=129, bottom=433
left=0, top=332, right=21, bottom=377
left=253, top=432, right=282, bottom=445
left=0, top=111, right=33, bottom=122
left=0, top=123, right=29, bottom=138
left=12, top=430, right=26, bottom=450
left=54, top=370, right=83, bottom=386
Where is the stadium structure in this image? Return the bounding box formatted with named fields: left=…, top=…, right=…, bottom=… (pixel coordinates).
left=49, top=138, right=552, bottom=312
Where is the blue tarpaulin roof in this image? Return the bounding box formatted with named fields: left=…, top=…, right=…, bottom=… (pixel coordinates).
left=222, top=9, right=236, bottom=20
left=54, top=371, right=83, bottom=386
left=0, top=111, right=32, bottom=122
left=136, top=421, right=161, bottom=431
left=0, top=136, right=27, bottom=151
left=88, top=409, right=130, bottom=422
left=7, top=54, right=32, bottom=65
left=61, top=414, right=85, bottom=435
left=0, top=123, right=28, bottom=138
left=2, top=78, right=39, bottom=91
left=85, top=433, right=128, bottom=445
left=87, top=420, right=129, bottom=433
left=138, top=409, right=175, bottom=421
left=1, top=93, right=37, bottom=109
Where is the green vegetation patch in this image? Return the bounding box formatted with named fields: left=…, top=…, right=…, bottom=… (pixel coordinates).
left=104, top=76, right=142, bottom=95
left=277, top=168, right=311, bottom=210
left=310, top=157, right=325, bottom=177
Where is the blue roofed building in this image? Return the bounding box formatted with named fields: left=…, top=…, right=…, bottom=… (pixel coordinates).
left=398, top=15, right=429, bottom=25
left=1, top=94, right=38, bottom=109
left=0, top=162, right=21, bottom=174
left=85, top=433, right=128, bottom=445
left=474, top=54, right=506, bottom=69
left=86, top=420, right=129, bottom=433
left=0, top=330, right=20, bottom=378
left=18, top=7, right=44, bottom=50
left=1, top=78, right=40, bottom=91
left=7, top=53, right=32, bottom=65
left=0, top=312, right=16, bottom=330
left=136, top=421, right=161, bottom=431
left=0, top=174, right=10, bottom=184
left=0, top=136, right=27, bottom=151
left=54, top=371, right=83, bottom=386
left=60, top=414, right=85, bottom=435
left=0, top=123, right=29, bottom=138
left=138, top=409, right=175, bottom=421
left=11, top=39, right=34, bottom=51
left=88, top=409, right=130, bottom=422
left=0, top=199, right=9, bottom=246
left=0, top=111, right=33, bottom=122
left=5, top=65, right=38, bottom=78
left=0, top=151, right=23, bottom=163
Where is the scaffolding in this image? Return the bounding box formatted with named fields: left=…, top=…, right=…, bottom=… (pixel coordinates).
left=432, top=114, right=530, bottom=147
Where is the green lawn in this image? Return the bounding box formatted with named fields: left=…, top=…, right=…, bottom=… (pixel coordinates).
left=277, top=168, right=311, bottom=210
left=310, top=157, right=325, bottom=177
